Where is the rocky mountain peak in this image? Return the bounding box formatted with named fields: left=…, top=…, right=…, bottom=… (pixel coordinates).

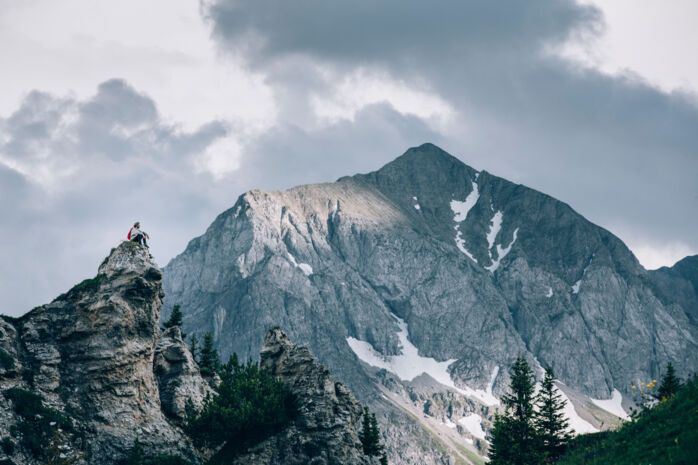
left=0, top=241, right=202, bottom=464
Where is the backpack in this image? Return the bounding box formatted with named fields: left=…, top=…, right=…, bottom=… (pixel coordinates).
left=127, top=227, right=133, bottom=240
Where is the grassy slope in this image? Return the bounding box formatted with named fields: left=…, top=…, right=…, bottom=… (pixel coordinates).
left=558, top=375, right=698, bottom=465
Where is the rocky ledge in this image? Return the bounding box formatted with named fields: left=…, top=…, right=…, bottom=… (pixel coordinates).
left=0, top=242, right=204, bottom=464
left=230, top=327, right=380, bottom=465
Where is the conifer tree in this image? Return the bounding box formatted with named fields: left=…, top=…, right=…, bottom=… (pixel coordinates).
left=163, top=304, right=185, bottom=338
left=535, top=366, right=571, bottom=461
left=359, top=407, right=386, bottom=460
left=125, top=439, right=144, bottom=465
left=189, top=334, right=199, bottom=361
left=198, top=332, right=219, bottom=377
left=656, top=362, right=681, bottom=400
left=489, top=356, right=541, bottom=465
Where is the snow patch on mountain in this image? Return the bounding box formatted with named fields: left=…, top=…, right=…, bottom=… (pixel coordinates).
left=572, top=280, right=581, bottom=294
left=557, top=386, right=598, bottom=434
left=485, top=228, right=519, bottom=273
left=287, top=253, right=313, bottom=276
left=450, top=182, right=479, bottom=222
left=347, top=316, right=499, bottom=406
left=458, top=414, right=486, bottom=440
left=591, top=389, right=629, bottom=420
left=486, top=211, right=503, bottom=251
left=455, top=229, right=477, bottom=263
left=546, top=287, right=553, bottom=298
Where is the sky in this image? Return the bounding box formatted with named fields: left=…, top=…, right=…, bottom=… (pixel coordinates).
left=1, top=0, right=697, bottom=316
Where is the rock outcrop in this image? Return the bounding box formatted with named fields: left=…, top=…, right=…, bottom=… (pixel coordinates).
left=1, top=241, right=383, bottom=465
left=154, top=326, right=213, bottom=423
left=230, top=327, right=379, bottom=465
left=163, top=143, right=698, bottom=464
left=0, top=242, right=204, bottom=464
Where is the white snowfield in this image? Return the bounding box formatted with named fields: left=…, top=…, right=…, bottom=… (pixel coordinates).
left=485, top=228, right=519, bottom=273
left=346, top=316, right=499, bottom=406
left=555, top=385, right=599, bottom=434
left=486, top=211, right=503, bottom=251
left=546, top=287, right=554, bottom=298
left=458, top=413, right=487, bottom=440
left=572, top=280, right=581, bottom=294
left=450, top=182, right=479, bottom=222
left=451, top=181, right=480, bottom=262
left=591, top=389, right=630, bottom=420
left=286, top=253, right=313, bottom=276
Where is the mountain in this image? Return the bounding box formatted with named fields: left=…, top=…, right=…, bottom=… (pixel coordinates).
left=162, top=143, right=698, bottom=464
left=0, top=242, right=377, bottom=465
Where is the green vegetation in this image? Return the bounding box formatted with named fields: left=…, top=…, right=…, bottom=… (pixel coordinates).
left=359, top=407, right=388, bottom=463
left=489, top=356, right=542, bottom=465
left=0, top=347, right=14, bottom=370
left=188, top=334, right=198, bottom=360
left=197, top=332, right=219, bottom=377
left=656, top=362, right=681, bottom=400
left=162, top=304, right=186, bottom=338
left=0, top=437, right=15, bottom=455
left=121, top=439, right=192, bottom=465
left=558, top=374, right=697, bottom=465
left=185, top=354, right=296, bottom=463
left=3, top=388, right=73, bottom=459
left=53, top=274, right=104, bottom=302
left=535, top=366, right=571, bottom=460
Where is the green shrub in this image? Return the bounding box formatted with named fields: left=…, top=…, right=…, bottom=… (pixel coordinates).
left=558, top=375, right=698, bottom=465
left=0, top=437, right=14, bottom=455
left=53, top=274, right=105, bottom=302
left=186, top=356, right=296, bottom=462
left=0, top=348, right=14, bottom=370
left=3, top=388, right=73, bottom=458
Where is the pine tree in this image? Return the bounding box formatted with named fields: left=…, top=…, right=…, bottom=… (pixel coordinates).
left=198, top=332, right=219, bottom=377
left=125, top=438, right=144, bottom=465
left=359, top=407, right=385, bottom=459
left=189, top=334, right=199, bottom=361
left=163, top=304, right=185, bottom=338
left=489, top=356, right=541, bottom=465
left=656, top=362, right=681, bottom=400
left=535, top=366, right=571, bottom=461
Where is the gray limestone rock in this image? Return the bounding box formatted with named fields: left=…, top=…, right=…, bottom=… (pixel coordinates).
left=228, top=327, right=379, bottom=465
left=163, top=143, right=698, bottom=464
left=0, top=242, right=202, bottom=465
left=154, top=326, right=214, bottom=423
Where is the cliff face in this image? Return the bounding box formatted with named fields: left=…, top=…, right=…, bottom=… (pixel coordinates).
left=0, top=242, right=205, bottom=464
left=162, top=143, right=698, bottom=464
left=1, top=241, right=380, bottom=465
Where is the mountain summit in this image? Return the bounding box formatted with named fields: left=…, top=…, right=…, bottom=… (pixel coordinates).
left=163, top=143, right=698, bottom=464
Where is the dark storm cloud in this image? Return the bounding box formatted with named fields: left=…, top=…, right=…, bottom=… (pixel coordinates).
left=203, top=0, right=698, bottom=258
left=237, top=102, right=443, bottom=191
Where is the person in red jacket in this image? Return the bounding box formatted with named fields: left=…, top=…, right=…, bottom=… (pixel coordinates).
left=128, top=221, right=149, bottom=248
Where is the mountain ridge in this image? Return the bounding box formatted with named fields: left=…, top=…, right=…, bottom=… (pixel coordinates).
left=162, top=143, right=698, bottom=465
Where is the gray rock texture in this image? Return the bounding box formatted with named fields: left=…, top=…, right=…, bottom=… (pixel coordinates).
left=0, top=242, right=203, bottom=464
left=154, top=326, right=214, bottom=423
left=163, top=143, right=698, bottom=464
left=229, top=327, right=380, bottom=465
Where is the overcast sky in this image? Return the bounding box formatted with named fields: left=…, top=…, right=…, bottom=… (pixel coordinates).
left=1, top=0, right=697, bottom=316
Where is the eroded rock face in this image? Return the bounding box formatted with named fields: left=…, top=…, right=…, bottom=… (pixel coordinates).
left=230, top=327, right=380, bottom=465
left=163, top=143, right=698, bottom=464
left=0, top=242, right=203, bottom=464
left=154, top=326, right=213, bottom=423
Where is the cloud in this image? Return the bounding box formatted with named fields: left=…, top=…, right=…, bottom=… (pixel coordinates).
left=0, top=78, right=442, bottom=316
left=203, top=0, right=698, bottom=266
